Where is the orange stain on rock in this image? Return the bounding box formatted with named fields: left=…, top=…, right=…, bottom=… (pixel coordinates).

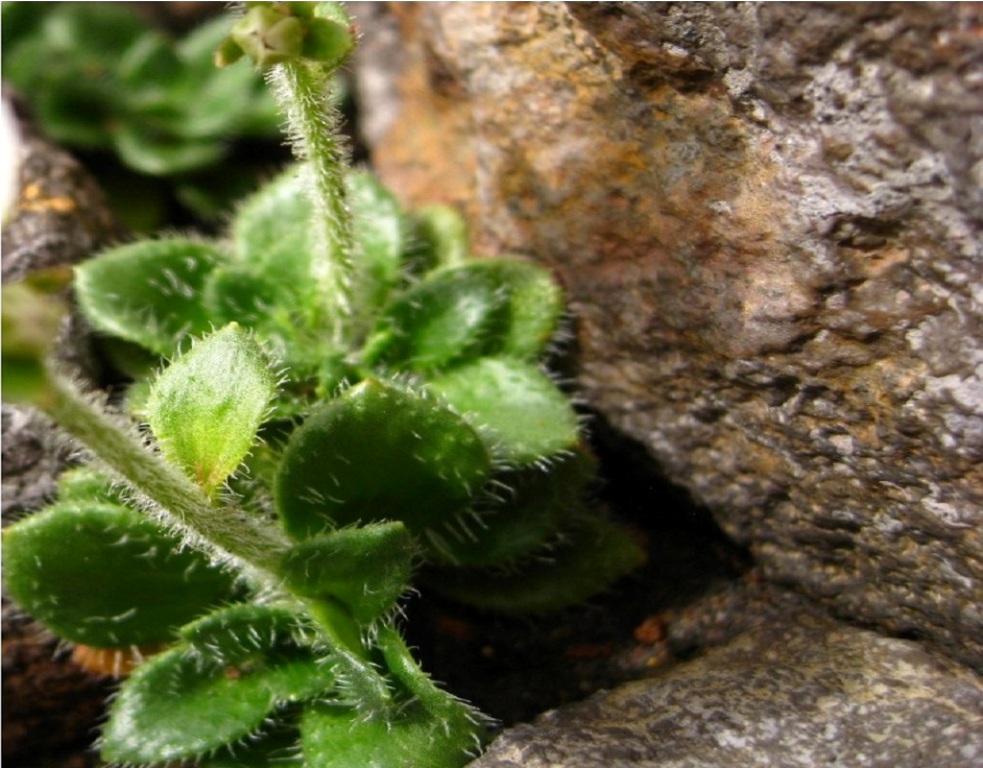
left=19, top=182, right=78, bottom=213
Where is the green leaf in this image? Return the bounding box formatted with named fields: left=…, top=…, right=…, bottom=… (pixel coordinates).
left=202, top=264, right=323, bottom=382
left=2, top=4, right=136, bottom=147
left=429, top=450, right=596, bottom=567
left=425, top=515, right=646, bottom=614
left=74, top=238, right=224, bottom=356
left=146, top=324, right=277, bottom=494
left=180, top=604, right=309, bottom=664
left=231, top=169, right=316, bottom=299
left=279, top=523, right=415, bottom=622
left=301, top=700, right=479, bottom=768
left=204, top=263, right=286, bottom=327
left=179, top=605, right=338, bottom=708
left=101, top=639, right=335, bottom=765
left=481, top=258, right=565, bottom=360
left=275, top=379, right=492, bottom=539
left=403, top=204, right=470, bottom=274
left=2, top=501, right=235, bottom=647
left=199, top=725, right=303, bottom=767
left=361, top=258, right=564, bottom=373
left=348, top=170, right=405, bottom=314
left=35, top=3, right=145, bottom=60
left=118, top=30, right=183, bottom=96
left=55, top=466, right=124, bottom=505
left=176, top=15, right=281, bottom=140
left=376, top=624, right=484, bottom=727
left=360, top=263, right=511, bottom=373
left=3, top=2, right=279, bottom=176
left=227, top=167, right=375, bottom=359
left=428, top=357, right=580, bottom=465
left=114, top=121, right=227, bottom=176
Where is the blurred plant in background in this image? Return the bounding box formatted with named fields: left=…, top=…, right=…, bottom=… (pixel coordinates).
left=2, top=2, right=291, bottom=230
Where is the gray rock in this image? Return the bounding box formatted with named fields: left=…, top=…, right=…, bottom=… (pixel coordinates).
left=471, top=611, right=983, bottom=768
left=1, top=101, right=123, bottom=283
left=353, top=1, right=983, bottom=671
left=2, top=109, right=122, bottom=768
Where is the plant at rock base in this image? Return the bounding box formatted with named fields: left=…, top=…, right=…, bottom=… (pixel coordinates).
left=1, top=4, right=645, bottom=766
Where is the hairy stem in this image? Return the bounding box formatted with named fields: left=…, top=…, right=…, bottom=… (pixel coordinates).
left=43, top=363, right=394, bottom=712
left=268, top=60, right=355, bottom=346
left=42, top=366, right=289, bottom=574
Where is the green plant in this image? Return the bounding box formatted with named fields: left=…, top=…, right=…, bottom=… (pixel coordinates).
left=2, top=4, right=644, bottom=766
left=1, top=2, right=285, bottom=228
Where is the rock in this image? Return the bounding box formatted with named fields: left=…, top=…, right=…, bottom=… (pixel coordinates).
left=1, top=95, right=123, bottom=283
left=2, top=401, right=113, bottom=768
left=2, top=108, right=123, bottom=768
left=352, top=2, right=983, bottom=670
left=471, top=606, right=983, bottom=768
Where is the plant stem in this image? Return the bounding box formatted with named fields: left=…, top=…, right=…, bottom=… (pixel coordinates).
left=269, top=60, right=355, bottom=346
left=43, top=364, right=395, bottom=711
left=42, top=366, right=289, bottom=574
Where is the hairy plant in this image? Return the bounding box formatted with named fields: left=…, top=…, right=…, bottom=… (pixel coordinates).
left=1, top=4, right=645, bottom=766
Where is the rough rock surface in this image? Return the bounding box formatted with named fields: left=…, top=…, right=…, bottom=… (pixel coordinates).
left=353, top=2, right=983, bottom=670
left=1, top=103, right=123, bottom=283
left=2, top=117, right=122, bottom=768
left=471, top=608, right=983, bottom=768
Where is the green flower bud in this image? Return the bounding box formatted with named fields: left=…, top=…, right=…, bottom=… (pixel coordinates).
left=231, top=5, right=305, bottom=69
left=218, top=3, right=354, bottom=71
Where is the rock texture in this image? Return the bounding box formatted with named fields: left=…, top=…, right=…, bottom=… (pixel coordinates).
left=353, top=2, right=983, bottom=670
left=2, top=113, right=122, bottom=768
left=471, top=607, right=983, bottom=768
left=1, top=99, right=123, bottom=284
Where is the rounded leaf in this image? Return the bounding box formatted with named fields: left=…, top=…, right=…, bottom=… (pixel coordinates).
left=279, top=522, right=415, bottom=622
left=348, top=170, right=405, bottom=313
left=74, top=238, right=224, bottom=356
left=55, top=466, right=124, bottom=505
left=2, top=501, right=235, bottom=646
left=425, top=515, right=646, bottom=614
left=429, top=450, right=596, bottom=567
left=101, top=641, right=334, bottom=765
left=483, top=258, right=565, bottom=360
left=361, top=258, right=564, bottom=373
left=360, top=264, right=511, bottom=373
left=275, top=380, right=492, bottom=539
left=114, top=122, right=226, bottom=176
left=232, top=169, right=312, bottom=280
left=403, top=204, right=470, bottom=274
left=204, top=264, right=286, bottom=327
left=301, top=700, right=479, bottom=768
left=427, top=357, right=581, bottom=465
left=198, top=726, right=303, bottom=767
left=180, top=603, right=308, bottom=664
